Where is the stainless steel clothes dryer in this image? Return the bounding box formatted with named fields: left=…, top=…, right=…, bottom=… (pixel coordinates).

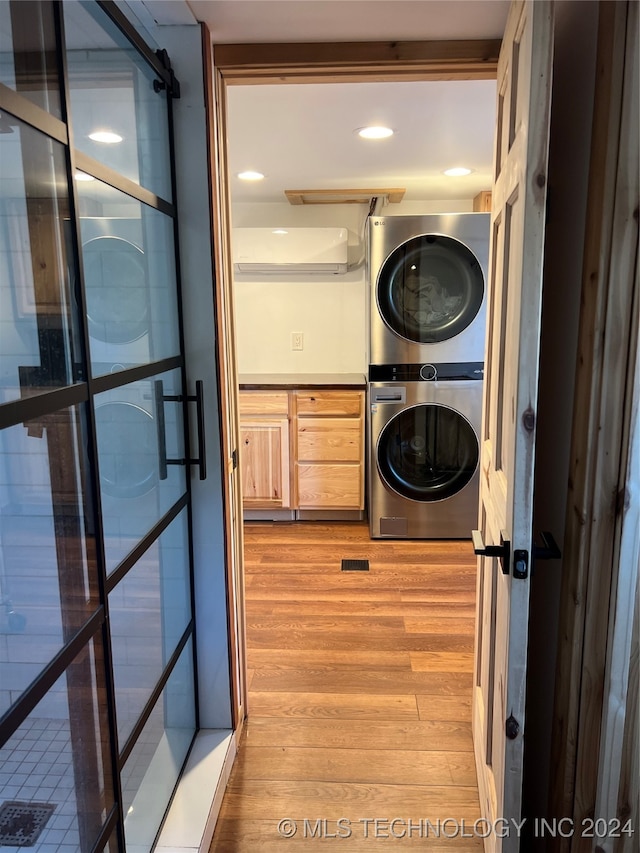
left=368, top=214, right=490, bottom=365
left=368, top=363, right=483, bottom=539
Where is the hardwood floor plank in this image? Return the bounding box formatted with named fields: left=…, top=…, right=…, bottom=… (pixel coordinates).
left=416, top=695, right=473, bottom=722
left=230, top=745, right=477, bottom=786
left=404, top=616, right=476, bottom=635
left=246, top=648, right=412, bottom=670
left=218, top=778, right=481, bottom=818
left=409, top=651, right=475, bottom=672
left=246, top=614, right=406, bottom=632
left=247, top=599, right=475, bottom=617
left=247, top=690, right=419, bottom=720
left=245, top=629, right=474, bottom=652
left=245, top=573, right=476, bottom=592
left=249, top=667, right=472, bottom=695
left=242, top=717, right=473, bottom=752
left=211, top=819, right=485, bottom=851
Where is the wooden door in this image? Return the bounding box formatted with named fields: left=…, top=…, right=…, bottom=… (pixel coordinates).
left=473, top=2, right=553, bottom=849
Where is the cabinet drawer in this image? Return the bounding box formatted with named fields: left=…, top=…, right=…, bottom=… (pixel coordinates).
left=295, top=390, right=363, bottom=417
left=297, top=418, right=362, bottom=462
left=239, top=391, right=289, bottom=416
left=296, top=463, right=363, bottom=509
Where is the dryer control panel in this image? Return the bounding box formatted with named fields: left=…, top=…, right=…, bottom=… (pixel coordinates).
left=369, top=362, right=484, bottom=382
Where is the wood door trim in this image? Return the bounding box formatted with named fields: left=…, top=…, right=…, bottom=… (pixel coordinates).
left=209, top=35, right=500, bottom=734
left=213, top=38, right=500, bottom=83
left=203, top=21, right=246, bottom=730
left=550, top=1, right=639, bottom=842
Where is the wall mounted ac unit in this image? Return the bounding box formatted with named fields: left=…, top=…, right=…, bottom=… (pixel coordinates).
left=233, top=227, right=349, bottom=274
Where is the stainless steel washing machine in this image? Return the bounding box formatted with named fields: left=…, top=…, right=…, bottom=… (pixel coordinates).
left=368, top=214, right=490, bottom=365
left=368, top=363, right=483, bottom=539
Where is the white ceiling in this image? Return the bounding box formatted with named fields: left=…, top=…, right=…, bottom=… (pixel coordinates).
left=142, top=0, right=507, bottom=206
left=183, top=1, right=509, bottom=44
left=226, top=79, right=497, bottom=204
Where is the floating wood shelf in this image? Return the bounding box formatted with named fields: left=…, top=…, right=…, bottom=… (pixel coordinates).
left=285, top=187, right=406, bottom=205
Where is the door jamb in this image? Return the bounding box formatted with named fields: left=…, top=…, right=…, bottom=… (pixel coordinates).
left=207, top=37, right=500, bottom=728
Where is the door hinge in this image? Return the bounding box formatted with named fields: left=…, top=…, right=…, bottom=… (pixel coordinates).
left=506, top=714, right=520, bottom=740
left=232, top=449, right=238, bottom=470
left=533, top=531, right=561, bottom=561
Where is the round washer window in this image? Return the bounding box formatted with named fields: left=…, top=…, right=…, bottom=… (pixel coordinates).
left=377, top=403, right=479, bottom=502
left=377, top=234, right=484, bottom=343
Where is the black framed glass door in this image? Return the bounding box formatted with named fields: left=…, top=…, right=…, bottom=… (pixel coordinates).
left=0, top=3, right=200, bottom=852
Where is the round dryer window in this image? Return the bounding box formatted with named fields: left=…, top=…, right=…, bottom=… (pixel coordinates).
left=83, top=236, right=149, bottom=344
left=377, top=234, right=484, bottom=343
left=376, top=403, right=479, bottom=502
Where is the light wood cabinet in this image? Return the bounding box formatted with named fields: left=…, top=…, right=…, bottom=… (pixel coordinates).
left=294, top=390, right=365, bottom=511
left=239, top=387, right=365, bottom=515
left=239, top=392, right=290, bottom=509
left=473, top=190, right=492, bottom=212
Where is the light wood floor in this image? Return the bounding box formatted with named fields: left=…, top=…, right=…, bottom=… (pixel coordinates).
left=209, top=522, right=482, bottom=851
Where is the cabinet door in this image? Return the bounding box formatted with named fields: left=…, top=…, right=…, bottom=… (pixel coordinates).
left=240, top=419, right=290, bottom=507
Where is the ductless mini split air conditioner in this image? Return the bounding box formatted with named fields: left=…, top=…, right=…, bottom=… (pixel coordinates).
left=232, top=227, right=349, bottom=274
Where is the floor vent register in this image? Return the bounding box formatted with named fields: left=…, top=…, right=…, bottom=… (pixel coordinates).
left=341, top=559, right=370, bottom=571
left=0, top=801, right=56, bottom=847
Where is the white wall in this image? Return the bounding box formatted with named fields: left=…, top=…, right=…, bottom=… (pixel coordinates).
left=231, top=198, right=474, bottom=374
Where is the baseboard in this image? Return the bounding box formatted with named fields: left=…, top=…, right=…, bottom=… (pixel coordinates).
left=154, top=728, right=236, bottom=853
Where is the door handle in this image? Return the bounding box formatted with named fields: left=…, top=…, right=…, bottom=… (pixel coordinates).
left=154, top=379, right=207, bottom=481
left=472, top=529, right=510, bottom=575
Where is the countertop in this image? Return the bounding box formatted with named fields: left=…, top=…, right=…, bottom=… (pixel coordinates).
left=238, top=373, right=367, bottom=390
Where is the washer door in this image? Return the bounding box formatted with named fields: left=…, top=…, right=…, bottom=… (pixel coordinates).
left=377, top=234, right=484, bottom=343
left=377, top=403, right=479, bottom=502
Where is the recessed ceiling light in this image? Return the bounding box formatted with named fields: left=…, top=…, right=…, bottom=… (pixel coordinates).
left=357, top=126, right=394, bottom=140
left=74, top=171, right=95, bottom=182
left=443, top=167, right=473, bottom=177
left=237, top=170, right=265, bottom=181
left=88, top=130, right=123, bottom=144
left=272, top=229, right=288, bottom=235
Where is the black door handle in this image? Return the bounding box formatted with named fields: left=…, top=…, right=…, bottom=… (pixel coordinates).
left=472, top=529, right=511, bottom=575
left=154, top=379, right=207, bottom=481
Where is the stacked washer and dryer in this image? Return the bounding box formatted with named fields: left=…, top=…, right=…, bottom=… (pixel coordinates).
left=367, top=214, right=490, bottom=539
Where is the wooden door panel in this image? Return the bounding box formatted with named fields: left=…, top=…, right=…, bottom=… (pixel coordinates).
left=240, top=419, right=289, bottom=506
left=472, top=2, right=553, bottom=850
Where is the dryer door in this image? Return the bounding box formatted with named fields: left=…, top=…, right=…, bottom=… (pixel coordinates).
left=377, top=402, right=479, bottom=501
left=377, top=234, right=484, bottom=343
